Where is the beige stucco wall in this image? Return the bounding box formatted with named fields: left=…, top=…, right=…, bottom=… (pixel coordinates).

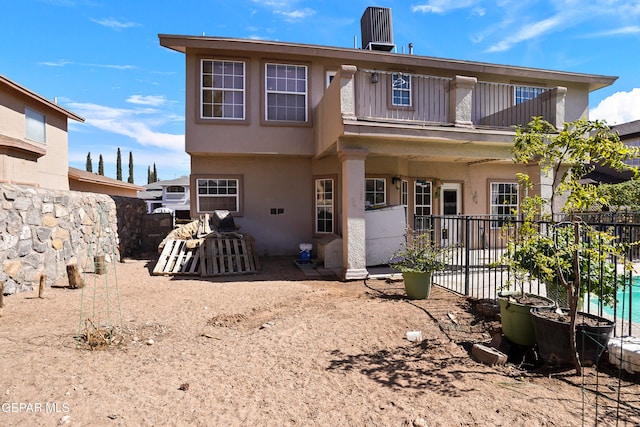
left=191, top=155, right=313, bottom=256
left=0, top=87, right=70, bottom=190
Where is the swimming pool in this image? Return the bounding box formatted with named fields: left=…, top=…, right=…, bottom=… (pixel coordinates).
left=589, top=280, right=640, bottom=324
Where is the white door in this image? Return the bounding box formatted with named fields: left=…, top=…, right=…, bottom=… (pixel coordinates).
left=440, top=183, right=462, bottom=246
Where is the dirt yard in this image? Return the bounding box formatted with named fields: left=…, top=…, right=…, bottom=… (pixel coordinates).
left=1, top=256, right=639, bottom=426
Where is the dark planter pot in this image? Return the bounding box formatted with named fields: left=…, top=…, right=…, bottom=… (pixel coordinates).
left=498, top=291, right=555, bottom=347
left=531, top=307, right=614, bottom=366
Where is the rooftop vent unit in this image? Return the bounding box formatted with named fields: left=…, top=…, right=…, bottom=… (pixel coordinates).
left=360, top=6, right=395, bottom=52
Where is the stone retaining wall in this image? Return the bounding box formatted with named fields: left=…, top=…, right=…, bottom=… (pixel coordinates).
left=0, top=183, right=146, bottom=294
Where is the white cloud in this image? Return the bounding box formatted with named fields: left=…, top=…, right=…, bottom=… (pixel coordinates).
left=127, top=95, right=167, bottom=106
left=412, top=0, right=480, bottom=14
left=486, top=15, right=564, bottom=52
left=585, top=26, right=640, bottom=37
left=66, top=101, right=184, bottom=152
left=590, top=88, right=640, bottom=125
left=91, top=18, right=139, bottom=30
left=39, top=60, right=136, bottom=70
left=275, top=8, right=315, bottom=21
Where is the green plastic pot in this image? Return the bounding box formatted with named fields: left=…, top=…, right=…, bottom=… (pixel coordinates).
left=498, top=291, right=555, bottom=347
left=402, top=272, right=433, bottom=300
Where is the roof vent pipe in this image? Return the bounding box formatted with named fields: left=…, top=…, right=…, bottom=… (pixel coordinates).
left=409, top=43, right=414, bottom=55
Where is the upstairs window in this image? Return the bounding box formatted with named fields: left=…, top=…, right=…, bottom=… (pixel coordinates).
left=201, top=59, right=245, bottom=119
left=265, top=63, right=307, bottom=122
left=391, top=73, right=411, bottom=107
left=165, top=185, right=186, bottom=200
left=25, top=107, right=46, bottom=143
left=365, top=178, right=386, bottom=208
left=514, top=85, right=547, bottom=105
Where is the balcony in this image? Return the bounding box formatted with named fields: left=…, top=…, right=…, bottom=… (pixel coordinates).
left=315, top=66, right=567, bottom=155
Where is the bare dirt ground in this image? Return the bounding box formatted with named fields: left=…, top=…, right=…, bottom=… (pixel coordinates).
left=1, top=256, right=639, bottom=426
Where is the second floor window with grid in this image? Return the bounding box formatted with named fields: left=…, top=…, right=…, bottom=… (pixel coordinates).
left=201, top=60, right=245, bottom=119
left=365, top=178, right=386, bottom=207
left=25, top=107, right=46, bottom=143
left=392, top=73, right=411, bottom=106
left=514, top=85, right=547, bottom=105
left=265, top=63, right=307, bottom=122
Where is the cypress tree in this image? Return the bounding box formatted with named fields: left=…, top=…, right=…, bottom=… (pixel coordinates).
left=98, top=154, right=104, bottom=176
left=116, top=147, right=122, bottom=181
left=153, top=163, right=158, bottom=182
left=147, top=166, right=152, bottom=184
left=86, top=152, right=93, bottom=172
left=128, top=151, right=134, bottom=184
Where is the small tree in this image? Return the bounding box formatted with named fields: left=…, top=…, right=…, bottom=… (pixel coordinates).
left=86, top=152, right=93, bottom=172
left=506, top=117, right=639, bottom=374
left=98, top=154, right=104, bottom=176
left=153, top=163, right=158, bottom=182
left=147, top=166, right=152, bottom=184
left=128, top=151, right=134, bottom=184
left=116, top=148, right=122, bottom=181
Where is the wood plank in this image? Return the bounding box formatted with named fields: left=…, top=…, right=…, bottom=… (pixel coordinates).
left=153, top=239, right=175, bottom=274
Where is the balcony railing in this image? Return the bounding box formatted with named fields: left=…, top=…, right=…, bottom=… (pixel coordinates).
left=472, top=82, right=562, bottom=128
left=347, top=68, right=565, bottom=129
left=355, top=69, right=450, bottom=124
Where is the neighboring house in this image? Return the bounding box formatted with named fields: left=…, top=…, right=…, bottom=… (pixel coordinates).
left=68, top=167, right=145, bottom=197
left=614, top=120, right=640, bottom=169
left=159, top=7, right=617, bottom=279
left=137, top=176, right=190, bottom=220
left=0, top=74, right=83, bottom=190
left=580, top=120, right=640, bottom=185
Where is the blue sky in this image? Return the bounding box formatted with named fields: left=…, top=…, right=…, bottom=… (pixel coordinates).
left=3, top=0, right=640, bottom=184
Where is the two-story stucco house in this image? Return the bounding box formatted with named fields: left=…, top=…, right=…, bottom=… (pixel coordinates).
left=0, top=74, right=83, bottom=190
left=138, top=175, right=191, bottom=220
left=159, top=7, right=617, bottom=280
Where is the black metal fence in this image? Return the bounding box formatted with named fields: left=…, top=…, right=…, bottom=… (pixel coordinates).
left=415, top=214, right=640, bottom=336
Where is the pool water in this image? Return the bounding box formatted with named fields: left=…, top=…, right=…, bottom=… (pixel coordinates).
left=589, top=280, right=640, bottom=324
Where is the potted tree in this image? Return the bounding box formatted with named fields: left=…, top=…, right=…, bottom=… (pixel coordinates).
left=503, top=117, right=638, bottom=374
left=389, top=232, right=449, bottom=300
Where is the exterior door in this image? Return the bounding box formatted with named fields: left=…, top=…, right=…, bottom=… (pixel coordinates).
left=440, top=183, right=462, bottom=246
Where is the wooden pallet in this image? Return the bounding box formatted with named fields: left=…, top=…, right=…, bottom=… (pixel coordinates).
left=153, top=239, right=201, bottom=275
left=199, top=233, right=260, bottom=276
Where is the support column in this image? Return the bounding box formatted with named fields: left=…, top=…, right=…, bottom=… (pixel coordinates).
left=339, top=147, right=369, bottom=280
left=447, top=75, right=477, bottom=128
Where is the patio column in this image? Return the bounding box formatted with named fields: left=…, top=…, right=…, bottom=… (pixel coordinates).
left=447, top=75, right=477, bottom=128
left=339, top=147, right=369, bottom=280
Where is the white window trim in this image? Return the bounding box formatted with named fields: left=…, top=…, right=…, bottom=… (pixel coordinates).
left=315, top=178, right=334, bottom=234
left=513, top=85, right=547, bottom=106
left=391, top=73, right=412, bottom=107
left=366, top=178, right=386, bottom=208
left=264, top=62, right=308, bottom=122
left=25, top=107, right=46, bottom=144
left=414, top=180, right=432, bottom=216
left=490, top=181, right=519, bottom=228
left=200, top=59, right=246, bottom=120
left=325, top=70, right=337, bottom=88
left=196, top=178, right=240, bottom=213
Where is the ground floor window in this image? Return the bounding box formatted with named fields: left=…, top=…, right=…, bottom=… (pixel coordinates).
left=490, top=182, right=518, bottom=228
left=315, top=178, right=334, bottom=234
left=365, top=178, right=386, bottom=208
left=414, top=180, right=432, bottom=231
left=197, top=178, right=239, bottom=212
